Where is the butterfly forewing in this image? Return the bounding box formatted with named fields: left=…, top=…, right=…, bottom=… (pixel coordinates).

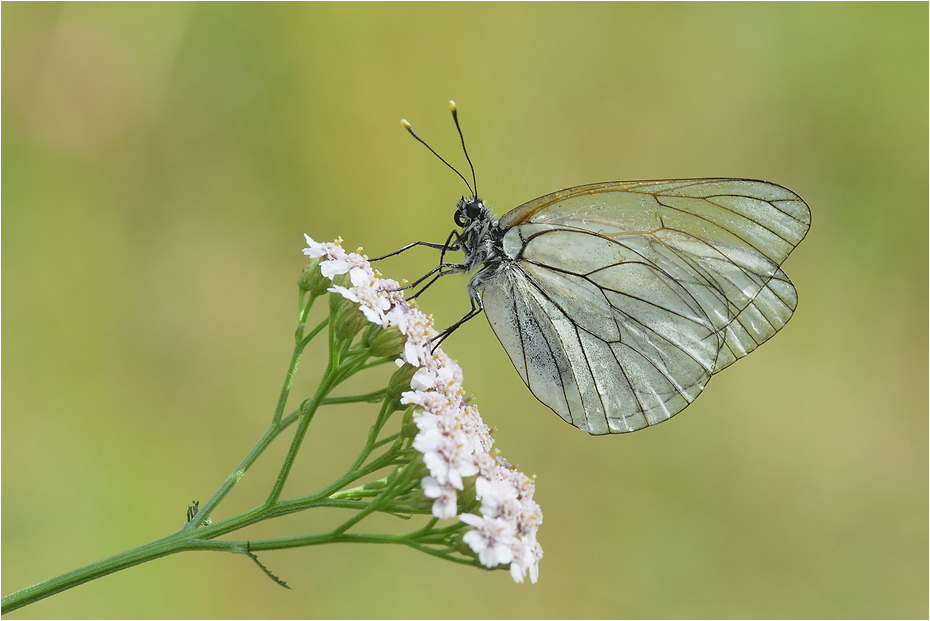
left=480, top=178, right=810, bottom=435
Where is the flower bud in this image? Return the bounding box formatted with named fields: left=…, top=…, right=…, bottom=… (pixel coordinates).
left=388, top=364, right=418, bottom=412
left=368, top=325, right=406, bottom=358
left=330, top=271, right=352, bottom=289
left=360, top=323, right=379, bottom=346
left=390, top=362, right=417, bottom=391
left=330, top=292, right=369, bottom=341
left=297, top=258, right=330, bottom=296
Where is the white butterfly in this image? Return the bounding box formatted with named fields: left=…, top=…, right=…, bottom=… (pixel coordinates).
left=395, top=104, right=811, bottom=435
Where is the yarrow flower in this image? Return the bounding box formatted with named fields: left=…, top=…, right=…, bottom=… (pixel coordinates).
left=0, top=233, right=548, bottom=615
left=303, top=234, right=543, bottom=584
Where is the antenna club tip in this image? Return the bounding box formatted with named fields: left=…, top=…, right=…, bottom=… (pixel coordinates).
left=400, top=119, right=411, bottom=128
left=448, top=100, right=457, bottom=111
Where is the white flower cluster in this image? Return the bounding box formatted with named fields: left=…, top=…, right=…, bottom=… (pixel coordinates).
left=303, top=235, right=543, bottom=584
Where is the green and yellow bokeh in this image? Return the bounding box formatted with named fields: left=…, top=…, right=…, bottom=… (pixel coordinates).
left=3, top=3, right=926, bottom=618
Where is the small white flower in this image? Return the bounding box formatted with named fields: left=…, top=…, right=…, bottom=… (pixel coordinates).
left=384, top=305, right=410, bottom=334
left=409, top=367, right=435, bottom=391
left=475, top=475, right=520, bottom=519
left=460, top=514, right=516, bottom=568
left=303, top=234, right=337, bottom=258
left=509, top=535, right=543, bottom=584
left=421, top=476, right=458, bottom=519
left=321, top=258, right=352, bottom=278
left=328, top=285, right=358, bottom=303
left=395, top=311, right=436, bottom=367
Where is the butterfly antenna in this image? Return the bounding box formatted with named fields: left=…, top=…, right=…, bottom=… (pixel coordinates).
left=449, top=100, right=478, bottom=199
left=401, top=118, right=475, bottom=197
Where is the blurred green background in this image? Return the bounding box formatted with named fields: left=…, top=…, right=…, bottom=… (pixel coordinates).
left=3, top=3, right=927, bottom=618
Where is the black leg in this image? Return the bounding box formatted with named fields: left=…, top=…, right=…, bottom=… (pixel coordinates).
left=432, top=296, right=484, bottom=350
left=396, top=261, right=466, bottom=295
left=370, top=240, right=451, bottom=262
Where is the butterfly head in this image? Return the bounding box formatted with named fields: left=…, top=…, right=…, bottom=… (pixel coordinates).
left=454, top=196, right=487, bottom=228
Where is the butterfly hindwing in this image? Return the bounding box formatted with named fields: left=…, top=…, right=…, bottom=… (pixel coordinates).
left=483, top=227, right=719, bottom=434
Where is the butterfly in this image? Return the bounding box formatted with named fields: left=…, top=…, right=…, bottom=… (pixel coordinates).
left=389, top=102, right=810, bottom=435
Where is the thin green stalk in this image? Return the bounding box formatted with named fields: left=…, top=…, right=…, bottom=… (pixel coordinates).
left=2, top=532, right=194, bottom=613
left=264, top=326, right=341, bottom=506
left=272, top=316, right=327, bottom=425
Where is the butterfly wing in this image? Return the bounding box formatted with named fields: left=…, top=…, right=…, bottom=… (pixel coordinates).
left=480, top=179, right=810, bottom=434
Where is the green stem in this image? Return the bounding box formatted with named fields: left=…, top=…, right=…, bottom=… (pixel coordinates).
left=1, top=498, right=454, bottom=614
left=2, top=531, right=193, bottom=614
left=272, top=317, right=327, bottom=425
left=264, top=326, right=340, bottom=506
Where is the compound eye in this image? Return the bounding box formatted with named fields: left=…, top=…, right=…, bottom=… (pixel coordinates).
left=454, top=211, right=466, bottom=227
left=465, top=200, right=482, bottom=219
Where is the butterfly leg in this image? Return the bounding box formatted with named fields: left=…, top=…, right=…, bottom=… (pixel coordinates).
left=400, top=260, right=470, bottom=299
left=432, top=294, right=484, bottom=349
left=380, top=230, right=472, bottom=300
left=373, top=228, right=464, bottom=260
left=437, top=229, right=463, bottom=268
left=370, top=240, right=451, bottom=262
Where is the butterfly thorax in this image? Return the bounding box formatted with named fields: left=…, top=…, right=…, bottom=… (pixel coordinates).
left=453, top=197, right=508, bottom=301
